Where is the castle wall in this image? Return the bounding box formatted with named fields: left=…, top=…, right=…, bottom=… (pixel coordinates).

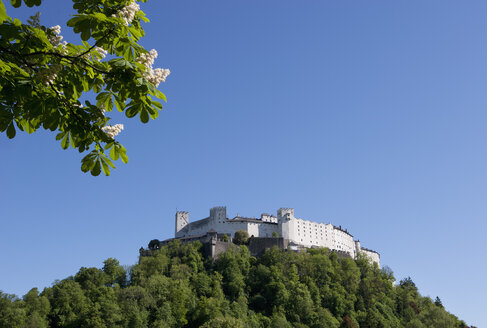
left=361, top=248, right=380, bottom=266
left=258, top=222, right=279, bottom=237
left=175, top=211, right=189, bottom=235
left=204, top=240, right=235, bottom=259
left=247, top=237, right=288, bottom=257
left=332, top=227, right=356, bottom=258
left=175, top=217, right=211, bottom=238
left=292, top=220, right=335, bottom=250
left=219, top=221, right=248, bottom=236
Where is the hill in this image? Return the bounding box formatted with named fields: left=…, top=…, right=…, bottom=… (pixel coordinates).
left=0, top=241, right=472, bottom=327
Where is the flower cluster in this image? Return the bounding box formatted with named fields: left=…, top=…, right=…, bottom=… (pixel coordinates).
left=93, top=46, right=108, bottom=61
left=37, top=64, right=62, bottom=85
left=146, top=68, right=171, bottom=87
left=101, top=124, right=124, bottom=138
left=136, top=49, right=170, bottom=87
left=137, top=49, right=158, bottom=67
left=48, top=25, right=64, bottom=47
left=114, top=1, right=140, bottom=26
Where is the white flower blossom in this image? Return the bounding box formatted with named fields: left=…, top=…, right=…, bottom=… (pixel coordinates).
left=101, top=124, right=124, bottom=138
left=48, top=25, right=64, bottom=47
left=136, top=48, right=170, bottom=87
left=94, top=46, right=108, bottom=60
left=146, top=68, right=170, bottom=86
left=50, top=25, right=61, bottom=34
left=37, top=64, right=61, bottom=85
left=114, top=1, right=140, bottom=26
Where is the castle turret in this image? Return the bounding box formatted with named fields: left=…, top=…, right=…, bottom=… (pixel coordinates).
left=277, top=208, right=294, bottom=221
left=277, top=208, right=294, bottom=240
left=210, top=206, right=226, bottom=222
left=355, top=240, right=361, bottom=258
left=175, top=211, right=189, bottom=235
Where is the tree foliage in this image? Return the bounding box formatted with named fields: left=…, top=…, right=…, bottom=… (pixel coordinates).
left=0, top=242, right=471, bottom=327
left=0, top=0, right=169, bottom=176
left=233, top=230, right=249, bottom=245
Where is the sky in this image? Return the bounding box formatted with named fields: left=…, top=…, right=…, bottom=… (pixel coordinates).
left=1, top=0, right=486, bottom=326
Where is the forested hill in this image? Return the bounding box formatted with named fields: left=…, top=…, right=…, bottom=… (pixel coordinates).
left=0, top=241, right=472, bottom=328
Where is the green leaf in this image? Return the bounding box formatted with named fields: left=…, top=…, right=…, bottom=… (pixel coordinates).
left=91, top=159, right=101, bottom=176
left=80, top=27, right=91, bottom=41
left=70, top=134, right=76, bottom=148
left=10, top=0, right=21, bottom=8
left=81, top=151, right=98, bottom=172
left=104, top=155, right=115, bottom=168
left=105, top=94, right=113, bottom=112
left=100, top=158, right=110, bottom=176
left=15, top=120, right=24, bottom=132
left=81, top=77, right=89, bottom=92
left=67, top=16, right=83, bottom=28
left=23, top=120, right=35, bottom=134
left=114, top=96, right=125, bottom=112
left=61, top=133, right=70, bottom=149
left=110, top=146, right=119, bottom=160
left=104, top=141, right=114, bottom=150
left=154, top=89, right=167, bottom=102
left=81, top=161, right=91, bottom=172
left=125, top=105, right=139, bottom=118
left=140, top=109, right=149, bottom=123
left=152, top=100, right=162, bottom=110
left=24, top=0, right=40, bottom=7
left=96, top=91, right=110, bottom=106
left=6, top=123, right=16, bottom=139
left=55, top=132, right=66, bottom=141
left=119, top=146, right=128, bottom=164
left=0, top=1, right=8, bottom=24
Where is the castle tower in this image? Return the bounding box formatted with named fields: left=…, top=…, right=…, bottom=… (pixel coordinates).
left=277, top=208, right=294, bottom=220
left=354, top=240, right=361, bottom=259
left=210, top=206, right=226, bottom=222
left=175, top=211, right=189, bottom=235
left=277, top=208, right=294, bottom=240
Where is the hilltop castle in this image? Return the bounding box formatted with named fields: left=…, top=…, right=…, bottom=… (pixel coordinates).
left=166, top=206, right=380, bottom=265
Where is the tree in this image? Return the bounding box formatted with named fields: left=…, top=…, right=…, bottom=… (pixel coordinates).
left=272, top=231, right=279, bottom=237
left=434, top=296, right=443, bottom=308
left=233, top=230, right=249, bottom=245
left=148, top=239, right=160, bottom=250
left=102, top=257, right=127, bottom=287
left=0, top=0, right=169, bottom=176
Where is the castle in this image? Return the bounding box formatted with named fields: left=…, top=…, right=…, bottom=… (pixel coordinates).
left=169, top=206, right=380, bottom=265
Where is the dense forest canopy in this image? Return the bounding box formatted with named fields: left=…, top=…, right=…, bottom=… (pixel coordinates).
left=0, top=242, right=472, bottom=327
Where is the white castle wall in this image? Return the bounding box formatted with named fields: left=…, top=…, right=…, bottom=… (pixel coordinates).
left=292, top=219, right=335, bottom=248
left=361, top=249, right=380, bottom=264
left=175, top=211, right=189, bottom=235
left=332, top=227, right=356, bottom=257
left=173, top=206, right=380, bottom=265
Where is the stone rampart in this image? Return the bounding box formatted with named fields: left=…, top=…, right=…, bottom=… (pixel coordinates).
left=247, top=237, right=288, bottom=257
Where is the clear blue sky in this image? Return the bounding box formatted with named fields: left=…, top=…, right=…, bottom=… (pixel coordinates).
left=1, top=1, right=486, bottom=326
